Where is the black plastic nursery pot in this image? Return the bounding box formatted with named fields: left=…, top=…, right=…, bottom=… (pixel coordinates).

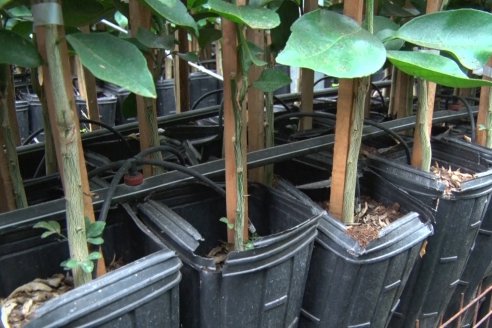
left=136, top=182, right=321, bottom=328
left=275, top=172, right=433, bottom=328
left=439, top=137, right=492, bottom=326
left=157, top=78, right=176, bottom=116
left=0, top=205, right=181, bottom=328
left=15, top=100, right=30, bottom=142
left=367, top=138, right=492, bottom=328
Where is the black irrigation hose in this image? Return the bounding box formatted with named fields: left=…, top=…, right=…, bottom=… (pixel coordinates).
left=191, top=89, right=224, bottom=110
left=370, top=82, right=386, bottom=110
left=88, top=144, right=187, bottom=179
left=273, top=95, right=293, bottom=112
left=97, top=156, right=225, bottom=222
left=135, top=145, right=187, bottom=163
left=313, top=76, right=336, bottom=88
left=274, top=111, right=412, bottom=165
left=22, top=128, right=44, bottom=145
left=437, top=94, right=476, bottom=142
left=22, top=119, right=133, bottom=156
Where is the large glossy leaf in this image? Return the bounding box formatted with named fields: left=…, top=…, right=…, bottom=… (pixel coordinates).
left=202, top=0, right=280, bottom=29
left=387, top=50, right=492, bottom=88
left=143, top=0, right=198, bottom=35
left=373, top=16, right=404, bottom=51
left=0, top=30, right=41, bottom=67
left=396, top=9, right=492, bottom=70
left=63, top=0, right=111, bottom=27
left=136, top=28, right=175, bottom=50
left=0, top=0, right=12, bottom=9
left=276, top=9, right=386, bottom=78
left=67, top=33, right=156, bottom=98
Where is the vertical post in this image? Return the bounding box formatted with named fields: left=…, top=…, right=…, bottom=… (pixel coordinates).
left=129, top=0, right=163, bottom=177
left=410, top=0, right=441, bottom=170
left=476, top=58, right=492, bottom=147
left=0, top=64, right=27, bottom=209
left=174, top=28, right=190, bottom=113
left=299, top=0, right=317, bottom=130
left=389, top=66, right=414, bottom=119
left=33, top=0, right=101, bottom=285
left=75, top=26, right=100, bottom=130
left=329, top=0, right=366, bottom=221
left=0, top=132, right=16, bottom=212
left=247, top=28, right=265, bottom=184
left=222, top=12, right=248, bottom=248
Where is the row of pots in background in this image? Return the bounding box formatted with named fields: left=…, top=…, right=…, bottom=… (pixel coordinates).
left=2, top=135, right=492, bottom=327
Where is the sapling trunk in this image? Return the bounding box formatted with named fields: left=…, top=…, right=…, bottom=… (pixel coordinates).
left=231, top=76, right=248, bottom=250
left=129, top=0, right=163, bottom=177
left=330, top=0, right=374, bottom=225
left=33, top=0, right=92, bottom=286
left=264, top=90, right=274, bottom=185
left=0, top=64, right=28, bottom=209
left=414, top=79, right=432, bottom=171
left=31, top=66, right=57, bottom=174
left=486, top=88, right=492, bottom=148
left=342, top=77, right=370, bottom=224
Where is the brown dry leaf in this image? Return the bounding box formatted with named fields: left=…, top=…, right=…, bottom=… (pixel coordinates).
left=2, top=274, right=73, bottom=328
left=432, top=162, right=475, bottom=196
left=207, top=243, right=232, bottom=265
left=347, top=196, right=404, bottom=248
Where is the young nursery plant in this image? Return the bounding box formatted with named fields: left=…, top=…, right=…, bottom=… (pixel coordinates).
left=277, top=2, right=492, bottom=224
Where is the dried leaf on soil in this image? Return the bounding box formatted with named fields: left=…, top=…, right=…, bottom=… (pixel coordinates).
left=346, top=196, right=403, bottom=248
left=431, top=162, right=475, bottom=196
left=1, top=274, right=73, bottom=328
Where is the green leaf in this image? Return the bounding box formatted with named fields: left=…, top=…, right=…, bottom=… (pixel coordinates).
left=239, top=37, right=267, bottom=74
left=203, top=0, right=280, bottom=29
left=61, top=259, right=79, bottom=270
left=33, top=220, right=61, bottom=234
left=10, top=20, right=33, bottom=40
left=197, top=26, right=222, bottom=49
left=86, top=221, right=106, bottom=238
left=143, top=0, right=198, bottom=35
left=387, top=51, right=492, bottom=88
left=253, top=68, right=291, bottom=92
left=373, top=16, right=404, bottom=51
left=67, top=33, right=156, bottom=98
left=87, top=237, right=104, bottom=245
left=136, top=28, right=175, bottom=50
left=270, top=0, right=300, bottom=54
left=114, top=10, right=128, bottom=29
left=380, top=0, right=419, bottom=17
left=80, top=260, right=94, bottom=273
left=219, top=217, right=234, bottom=229
left=0, top=30, right=41, bottom=68
left=0, top=0, right=12, bottom=9
left=62, top=0, right=109, bottom=27
left=177, top=52, right=199, bottom=62
left=40, top=231, right=57, bottom=239
left=396, top=9, right=492, bottom=70
left=88, top=252, right=102, bottom=261
left=276, top=9, right=386, bottom=78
